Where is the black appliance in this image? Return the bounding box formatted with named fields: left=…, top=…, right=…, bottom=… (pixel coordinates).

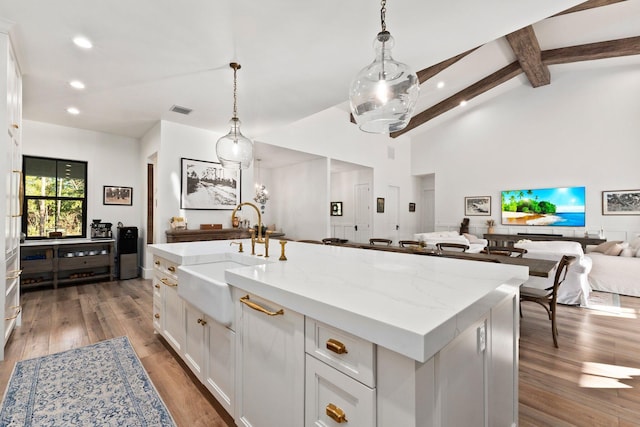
left=117, top=226, right=138, bottom=279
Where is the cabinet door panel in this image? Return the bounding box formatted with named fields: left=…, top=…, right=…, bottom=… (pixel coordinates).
left=236, top=293, right=304, bottom=427
left=162, top=283, right=184, bottom=353
left=184, top=303, right=205, bottom=377
left=205, top=320, right=235, bottom=416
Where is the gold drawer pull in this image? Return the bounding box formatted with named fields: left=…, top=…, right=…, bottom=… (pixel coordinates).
left=326, top=403, right=348, bottom=423
left=5, top=305, right=21, bottom=321
left=154, top=260, right=160, bottom=266
left=326, top=338, right=348, bottom=355
left=154, top=284, right=160, bottom=289
left=240, top=295, right=284, bottom=316
left=6, top=269, right=22, bottom=280
left=160, top=277, right=177, bottom=287
left=12, top=123, right=19, bottom=129
left=154, top=313, right=160, bottom=319
left=197, top=318, right=207, bottom=326
left=167, top=266, right=176, bottom=272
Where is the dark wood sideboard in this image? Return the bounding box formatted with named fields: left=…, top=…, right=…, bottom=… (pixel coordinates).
left=166, top=228, right=252, bottom=243
left=483, top=233, right=606, bottom=251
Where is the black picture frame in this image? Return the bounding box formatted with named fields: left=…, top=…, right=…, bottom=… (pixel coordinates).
left=103, top=186, right=133, bottom=206
left=377, top=197, right=385, bottom=213
left=180, top=158, right=241, bottom=210
left=330, top=202, right=343, bottom=216
left=409, top=202, right=416, bottom=212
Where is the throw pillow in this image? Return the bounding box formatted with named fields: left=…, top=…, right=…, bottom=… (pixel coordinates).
left=591, top=240, right=624, bottom=255
left=620, top=248, right=634, bottom=257
left=629, top=236, right=640, bottom=249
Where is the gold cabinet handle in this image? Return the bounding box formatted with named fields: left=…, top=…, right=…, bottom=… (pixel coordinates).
left=160, top=277, right=177, bottom=287
left=197, top=318, right=207, bottom=326
left=154, top=260, right=160, bottom=266
left=154, top=284, right=160, bottom=289
left=12, top=170, right=23, bottom=216
left=326, top=338, right=348, bottom=355
left=5, top=305, right=21, bottom=321
left=6, top=269, right=22, bottom=280
left=12, top=123, right=19, bottom=129
left=240, top=295, right=284, bottom=316
left=326, top=403, right=348, bottom=423
left=154, top=313, right=160, bottom=319
left=167, top=266, right=176, bottom=272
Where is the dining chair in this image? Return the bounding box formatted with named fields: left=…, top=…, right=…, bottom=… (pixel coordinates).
left=369, top=238, right=392, bottom=246
left=520, top=255, right=576, bottom=348
left=398, top=240, right=421, bottom=248
left=435, top=242, right=469, bottom=252
left=482, top=246, right=528, bottom=258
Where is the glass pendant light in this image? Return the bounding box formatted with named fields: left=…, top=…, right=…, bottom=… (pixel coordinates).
left=253, top=159, right=269, bottom=214
left=349, top=0, right=420, bottom=134
left=216, top=62, right=253, bottom=169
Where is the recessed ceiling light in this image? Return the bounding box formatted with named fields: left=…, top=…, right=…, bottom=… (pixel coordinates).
left=67, top=107, right=80, bottom=115
left=69, top=80, right=85, bottom=90
left=459, top=100, right=467, bottom=107
left=437, top=81, right=445, bottom=89
left=73, top=36, right=93, bottom=49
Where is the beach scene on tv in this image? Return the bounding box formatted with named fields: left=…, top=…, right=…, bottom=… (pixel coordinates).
left=501, top=187, right=586, bottom=226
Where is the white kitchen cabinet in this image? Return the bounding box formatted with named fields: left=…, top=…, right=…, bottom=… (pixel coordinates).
left=234, top=290, right=304, bottom=427
left=184, top=299, right=237, bottom=416
left=153, top=256, right=184, bottom=354
left=0, top=30, right=22, bottom=361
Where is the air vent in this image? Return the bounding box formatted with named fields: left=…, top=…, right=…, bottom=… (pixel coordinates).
left=169, top=105, right=193, bottom=115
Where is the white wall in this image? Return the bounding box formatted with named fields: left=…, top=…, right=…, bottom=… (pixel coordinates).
left=22, top=120, right=142, bottom=234
left=410, top=60, right=640, bottom=241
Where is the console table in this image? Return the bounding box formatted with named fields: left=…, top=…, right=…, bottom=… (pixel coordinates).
left=483, top=233, right=605, bottom=251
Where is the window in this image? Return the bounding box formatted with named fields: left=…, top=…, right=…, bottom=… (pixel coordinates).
left=22, top=156, right=88, bottom=239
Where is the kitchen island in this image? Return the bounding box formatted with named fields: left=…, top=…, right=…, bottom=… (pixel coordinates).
left=149, top=239, right=526, bottom=427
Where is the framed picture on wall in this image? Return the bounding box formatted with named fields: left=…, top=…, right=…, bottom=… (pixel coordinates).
left=330, top=202, right=343, bottom=216
left=409, top=202, right=416, bottom=212
left=377, top=197, right=385, bottom=213
left=464, top=196, right=491, bottom=216
left=602, top=189, right=640, bottom=215
left=180, top=158, right=241, bottom=210
left=103, top=186, right=133, bottom=206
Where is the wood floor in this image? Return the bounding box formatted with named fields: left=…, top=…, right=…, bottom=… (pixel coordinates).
left=1, top=279, right=639, bottom=426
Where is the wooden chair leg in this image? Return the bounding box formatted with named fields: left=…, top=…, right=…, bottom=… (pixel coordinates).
left=551, top=306, right=559, bottom=348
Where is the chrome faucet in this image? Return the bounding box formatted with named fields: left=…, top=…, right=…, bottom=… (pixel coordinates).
left=232, top=202, right=268, bottom=255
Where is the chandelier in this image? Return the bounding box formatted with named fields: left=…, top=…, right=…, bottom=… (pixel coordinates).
left=349, top=0, right=420, bottom=133
left=216, top=62, right=253, bottom=169
left=253, top=159, right=269, bottom=213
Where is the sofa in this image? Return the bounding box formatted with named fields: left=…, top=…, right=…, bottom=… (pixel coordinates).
left=514, top=240, right=592, bottom=306
left=586, top=238, right=640, bottom=297
left=413, top=231, right=488, bottom=253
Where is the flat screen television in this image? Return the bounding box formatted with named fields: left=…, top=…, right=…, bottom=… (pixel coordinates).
left=501, top=186, right=585, bottom=227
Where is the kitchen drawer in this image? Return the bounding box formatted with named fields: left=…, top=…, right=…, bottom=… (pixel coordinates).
left=153, top=256, right=178, bottom=279
left=58, top=254, right=110, bottom=270
left=4, top=283, right=20, bottom=345
left=305, top=354, right=375, bottom=427
left=306, top=318, right=375, bottom=387
left=152, top=279, right=162, bottom=299
left=21, top=258, right=53, bottom=274
left=153, top=301, right=161, bottom=331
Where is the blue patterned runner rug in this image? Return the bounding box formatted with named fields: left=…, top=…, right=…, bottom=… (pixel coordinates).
left=0, top=336, right=176, bottom=426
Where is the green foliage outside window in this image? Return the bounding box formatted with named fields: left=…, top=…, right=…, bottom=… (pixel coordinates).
left=23, top=156, right=87, bottom=239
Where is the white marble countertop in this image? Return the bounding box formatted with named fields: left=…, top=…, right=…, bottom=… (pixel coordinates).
left=21, top=238, right=115, bottom=247
left=149, top=240, right=527, bottom=362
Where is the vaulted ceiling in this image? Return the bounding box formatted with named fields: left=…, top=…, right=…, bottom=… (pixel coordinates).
left=0, top=0, right=638, bottom=141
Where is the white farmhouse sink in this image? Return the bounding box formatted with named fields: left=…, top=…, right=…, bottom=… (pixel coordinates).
left=177, top=256, right=267, bottom=326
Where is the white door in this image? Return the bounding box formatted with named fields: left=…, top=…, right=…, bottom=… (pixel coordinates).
left=422, top=189, right=435, bottom=232
left=354, top=184, right=370, bottom=244
left=387, top=185, right=399, bottom=243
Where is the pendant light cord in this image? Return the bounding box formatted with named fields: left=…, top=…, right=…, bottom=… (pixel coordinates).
left=230, top=62, right=241, bottom=120
left=380, top=0, right=386, bottom=32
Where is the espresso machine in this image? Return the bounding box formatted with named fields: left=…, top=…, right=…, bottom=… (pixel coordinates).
left=91, top=219, right=113, bottom=239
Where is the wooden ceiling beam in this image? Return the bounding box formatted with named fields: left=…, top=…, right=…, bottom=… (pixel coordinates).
left=553, top=0, right=626, bottom=17
left=542, top=36, right=640, bottom=64
left=506, top=26, right=550, bottom=87
left=390, top=62, right=523, bottom=138
left=416, top=47, right=479, bottom=84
